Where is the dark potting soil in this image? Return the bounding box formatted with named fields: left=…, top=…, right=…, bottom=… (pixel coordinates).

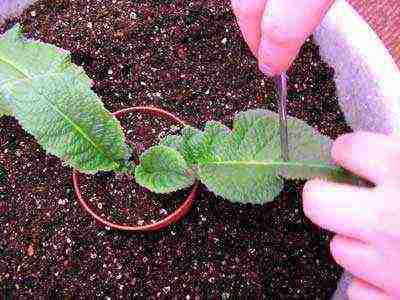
left=0, top=0, right=352, bottom=298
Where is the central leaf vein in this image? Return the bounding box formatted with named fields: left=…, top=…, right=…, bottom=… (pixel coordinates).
left=0, top=56, right=31, bottom=80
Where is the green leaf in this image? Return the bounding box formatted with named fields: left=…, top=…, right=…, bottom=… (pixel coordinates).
left=0, top=25, right=131, bottom=173
left=198, top=162, right=284, bottom=204
left=200, top=121, right=233, bottom=163
left=197, top=110, right=284, bottom=204
left=231, top=110, right=281, bottom=161
left=275, top=161, right=356, bottom=183
left=135, top=109, right=358, bottom=204
left=256, top=109, right=332, bottom=162
left=135, top=146, right=195, bottom=193
left=160, top=134, right=183, bottom=150
left=0, top=102, right=12, bottom=117
left=254, top=110, right=356, bottom=182
left=179, top=126, right=205, bottom=166
left=168, top=121, right=231, bottom=166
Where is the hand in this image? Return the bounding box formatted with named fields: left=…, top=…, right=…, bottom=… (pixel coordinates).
left=231, top=0, right=334, bottom=76
left=303, top=131, right=400, bottom=299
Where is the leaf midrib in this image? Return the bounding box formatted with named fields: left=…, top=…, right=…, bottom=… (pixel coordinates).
left=0, top=59, right=122, bottom=170
left=0, top=55, right=32, bottom=81
left=199, top=160, right=338, bottom=171
left=37, top=85, right=121, bottom=170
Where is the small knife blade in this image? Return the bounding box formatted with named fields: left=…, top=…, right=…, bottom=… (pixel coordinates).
left=274, top=73, right=289, bottom=162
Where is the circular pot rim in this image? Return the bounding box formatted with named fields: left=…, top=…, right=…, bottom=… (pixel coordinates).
left=72, top=106, right=198, bottom=232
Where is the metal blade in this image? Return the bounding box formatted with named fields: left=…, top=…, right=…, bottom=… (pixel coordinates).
left=274, top=73, right=289, bottom=161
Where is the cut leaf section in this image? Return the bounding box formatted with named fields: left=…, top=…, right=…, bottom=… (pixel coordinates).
left=0, top=25, right=131, bottom=173
left=135, top=146, right=195, bottom=193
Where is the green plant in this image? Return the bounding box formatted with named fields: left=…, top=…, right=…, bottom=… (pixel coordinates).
left=0, top=25, right=131, bottom=173
left=0, top=25, right=357, bottom=207
left=135, top=109, right=356, bottom=204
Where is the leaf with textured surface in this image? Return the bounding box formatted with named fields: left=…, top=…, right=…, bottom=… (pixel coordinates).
left=0, top=101, right=12, bottom=117
left=171, top=121, right=231, bottom=166
left=196, top=110, right=284, bottom=204
left=135, top=109, right=358, bottom=204
left=255, top=110, right=355, bottom=182
left=0, top=25, right=131, bottom=173
left=135, top=146, right=195, bottom=193
left=198, top=162, right=284, bottom=204
left=160, top=134, right=183, bottom=151
left=256, top=109, right=332, bottom=162
left=179, top=126, right=205, bottom=166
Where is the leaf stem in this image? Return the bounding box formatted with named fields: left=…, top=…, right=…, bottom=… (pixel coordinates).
left=125, top=138, right=140, bottom=165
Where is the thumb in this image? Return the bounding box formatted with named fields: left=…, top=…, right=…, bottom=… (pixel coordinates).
left=258, top=0, right=334, bottom=76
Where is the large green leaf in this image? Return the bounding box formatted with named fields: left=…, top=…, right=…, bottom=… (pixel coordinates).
left=135, top=146, right=195, bottom=193
left=196, top=110, right=284, bottom=204
left=162, top=121, right=231, bottom=166
left=136, top=109, right=358, bottom=204
left=198, top=110, right=355, bottom=203
left=0, top=103, right=12, bottom=117
left=257, top=109, right=332, bottom=162
left=198, top=162, right=284, bottom=204
left=0, top=25, right=131, bottom=173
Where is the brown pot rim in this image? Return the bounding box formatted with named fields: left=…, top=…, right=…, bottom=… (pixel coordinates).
left=72, top=106, right=198, bottom=232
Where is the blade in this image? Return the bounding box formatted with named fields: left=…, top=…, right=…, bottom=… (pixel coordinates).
left=274, top=73, right=289, bottom=161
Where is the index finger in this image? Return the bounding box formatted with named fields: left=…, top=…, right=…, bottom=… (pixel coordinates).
left=231, top=0, right=267, bottom=56
left=258, top=0, right=335, bottom=75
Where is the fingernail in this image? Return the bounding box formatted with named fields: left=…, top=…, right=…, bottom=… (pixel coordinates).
left=259, top=63, right=274, bottom=77
left=258, top=37, right=272, bottom=75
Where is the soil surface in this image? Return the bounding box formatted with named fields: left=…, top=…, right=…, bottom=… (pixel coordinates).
left=77, top=111, right=189, bottom=226
left=0, top=0, right=351, bottom=298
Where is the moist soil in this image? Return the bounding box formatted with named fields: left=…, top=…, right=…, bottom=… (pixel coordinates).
left=0, top=0, right=351, bottom=298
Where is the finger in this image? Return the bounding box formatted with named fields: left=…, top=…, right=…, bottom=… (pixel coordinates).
left=231, top=0, right=267, bottom=56
left=347, top=277, right=392, bottom=300
left=258, top=0, right=334, bottom=75
left=331, top=235, right=400, bottom=297
left=332, top=132, right=400, bottom=185
left=303, top=179, right=379, bottom=242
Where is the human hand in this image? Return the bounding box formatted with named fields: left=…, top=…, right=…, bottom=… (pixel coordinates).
left=231, top=0, right=334, bottom=76
left=303, top=131, right=400, bottom=299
